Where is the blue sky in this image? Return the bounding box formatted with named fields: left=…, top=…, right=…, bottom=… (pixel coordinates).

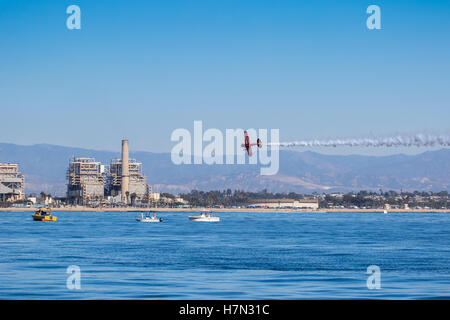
left=0, top=0, right=449, bottom=154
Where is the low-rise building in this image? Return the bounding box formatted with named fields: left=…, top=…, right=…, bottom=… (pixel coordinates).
left=149, top=192, right=160, bottom=202
left=27, top=196, right=37, bottom=204
left=174, top=197, right=186, bottom=204
left=248, top=198, right=319, bottom=209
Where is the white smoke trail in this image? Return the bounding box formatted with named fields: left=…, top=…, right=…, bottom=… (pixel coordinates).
left=268, top=134, right=450, bottom=148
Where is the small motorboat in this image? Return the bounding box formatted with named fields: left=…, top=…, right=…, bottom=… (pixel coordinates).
left=32, top=207, right=57, bottom=222
left=136, top=212, right=163, bottom=223
left=189, top=210, right=220, bottom=222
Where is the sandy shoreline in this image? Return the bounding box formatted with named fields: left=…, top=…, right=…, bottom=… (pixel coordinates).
left=0, top=207, right=449, bottom=213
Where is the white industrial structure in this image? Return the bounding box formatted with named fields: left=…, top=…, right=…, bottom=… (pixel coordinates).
left=66, top=158, right=105, bottom=205
left=108, top=140, right=146, bottom=204
left=66, top=140, right=147, bottom=205
left=0, top=163, right=25, bottom=202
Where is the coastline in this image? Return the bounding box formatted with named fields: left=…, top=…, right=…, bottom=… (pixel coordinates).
left=1, top=207, right=449, bottom=213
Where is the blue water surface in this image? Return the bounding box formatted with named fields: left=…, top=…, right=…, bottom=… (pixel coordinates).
left=0, top=211, right=449, bottom=299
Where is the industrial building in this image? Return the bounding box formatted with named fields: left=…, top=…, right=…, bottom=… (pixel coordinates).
left=66, top=157, right=105, bottom=205
left=66, top=140, right=147, bottom=205
left=108, top=159, right=146, bottom=203
left=106, top=140, right=146, bottom=204
left=248, top=198, right=319, bottom=209
left=0, top=163, right=25, bottom=202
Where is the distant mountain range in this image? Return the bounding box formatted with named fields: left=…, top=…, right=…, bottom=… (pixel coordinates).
left=0, top=143, right=449, bottom=196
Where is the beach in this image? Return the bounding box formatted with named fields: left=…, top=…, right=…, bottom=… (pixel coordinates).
left=1, top=207, right=449, bottom=213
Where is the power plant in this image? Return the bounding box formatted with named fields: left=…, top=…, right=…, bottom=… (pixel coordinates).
left=66, top=140, right=147, bottom=205
left=66, top=158, right=105, bottom=205
left=108, top=140, right=146, bottom=204
left=0, top=163, right=25, bottom=202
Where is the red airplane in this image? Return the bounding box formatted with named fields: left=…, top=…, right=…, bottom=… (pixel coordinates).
left=242, top=130, right=262, bottom=156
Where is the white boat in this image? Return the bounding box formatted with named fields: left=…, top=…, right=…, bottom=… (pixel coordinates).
left=188, top=210, right=220, bottom=222
left=136, top=212, right=163, bottom=222
left=383, top=210, right=388, bottom=214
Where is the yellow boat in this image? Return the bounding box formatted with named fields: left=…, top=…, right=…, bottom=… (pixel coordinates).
left=32, top=207, right=57, bottom=222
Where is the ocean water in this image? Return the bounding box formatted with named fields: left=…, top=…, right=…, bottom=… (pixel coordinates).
left=0, top=210, right=449, bottom=299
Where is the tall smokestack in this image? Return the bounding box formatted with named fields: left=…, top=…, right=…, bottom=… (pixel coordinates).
left=121, top=139, right=130, bottom=204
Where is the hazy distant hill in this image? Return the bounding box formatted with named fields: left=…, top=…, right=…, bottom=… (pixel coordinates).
left=0, top=143, right=449, bottom=196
